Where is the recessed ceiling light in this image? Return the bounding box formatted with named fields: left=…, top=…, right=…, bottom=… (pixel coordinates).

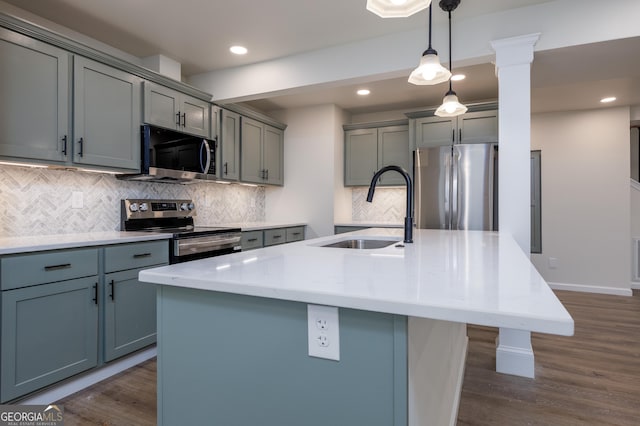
left=229, top=45, right=248, bottom=55
left=357, top=89, right=371, bottom=96
left=600, top=96, right=616, bottom=103
left=451, top=74, right=466, bottom=81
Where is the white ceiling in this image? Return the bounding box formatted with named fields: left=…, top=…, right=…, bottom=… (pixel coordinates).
left=6, top=0, right=640, bottom=115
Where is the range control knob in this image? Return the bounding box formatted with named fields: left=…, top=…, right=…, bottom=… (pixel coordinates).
left=187, top=202, right=195, bottom=210
left=129, top=203, right=139, bottom=212
left=139, top=203, right=148, bottom=212
left=179, top=203, right=189, bottom=211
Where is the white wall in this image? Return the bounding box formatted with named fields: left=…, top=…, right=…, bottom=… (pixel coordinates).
left=530, top=107, right=631, bottom=294
left=267, top=104, right=348, bottom=238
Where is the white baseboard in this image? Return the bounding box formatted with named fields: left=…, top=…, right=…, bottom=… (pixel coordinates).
left=548, top=282, right=633, bottom=297
left=631, top=282, right=640, bottom=290
left=18, top=346, right=157, bottom=405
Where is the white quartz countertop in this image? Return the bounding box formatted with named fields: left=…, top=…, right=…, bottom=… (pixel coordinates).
left=0, top=232, right=171, bottom=255
left=211, top=222, right=306, bottom=231
left=335, top=221, right=402, bottom=228
left=140, top=228, right=574, bottom=336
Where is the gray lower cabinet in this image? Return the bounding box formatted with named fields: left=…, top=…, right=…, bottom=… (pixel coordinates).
left=240, top=117, right=284, bottom=186
left=0, top=27, right=71, bottom=164
left=73, top=56, right=142, bottom=171
left=241, top=230, right=264, bottom=250
left=242, top=226, right=305, bottom=251
left=344, top=123, right=410, bottom=186
left=1, top=265, right=99, bottom=402
left=103, top=268, right=158, bottom=362
left=143, top=82, right=210, bottom=138
left=0, top=240, right=168, bottom=402
left=103, top=241, right=168, bottom=362
left=157, top=288, right=407, bottom=425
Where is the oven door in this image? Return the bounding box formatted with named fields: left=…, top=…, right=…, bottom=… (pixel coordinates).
left=171, top=232, right=242, bottom=263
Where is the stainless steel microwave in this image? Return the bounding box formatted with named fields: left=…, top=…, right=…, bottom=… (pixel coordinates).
left=118, top=124, right=217, bottom=183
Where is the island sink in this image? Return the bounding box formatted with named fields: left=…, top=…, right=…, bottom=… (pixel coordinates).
left=321, top=238, right=400, bottom=249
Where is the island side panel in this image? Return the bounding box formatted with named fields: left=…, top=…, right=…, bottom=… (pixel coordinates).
left=408, top=317, right=468, bottom=426
left=157, top=286, right=408, bottom=426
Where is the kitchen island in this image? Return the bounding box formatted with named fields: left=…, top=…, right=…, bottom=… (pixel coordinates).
left=140, top=228, right=573, bottom=426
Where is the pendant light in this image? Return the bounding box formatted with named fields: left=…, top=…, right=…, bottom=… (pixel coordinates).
left=408, top=4, right=451, bottom=85
left=435, top=0, right=467, bottom=117
left=366, top=0, right=431, bottom=18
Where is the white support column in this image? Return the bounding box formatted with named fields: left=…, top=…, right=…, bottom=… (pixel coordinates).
left=491, top=33, right=540, bottom=379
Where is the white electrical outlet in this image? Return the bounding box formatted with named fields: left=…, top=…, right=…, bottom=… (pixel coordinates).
left=307, top=304, right=340, bottom=361
left=71, top=191, right=84, bottom=209
left=548, top=257, right=558, bottom=269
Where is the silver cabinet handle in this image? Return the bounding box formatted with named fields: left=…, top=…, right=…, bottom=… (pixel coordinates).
left=133, top=253, right=152, bottom=259
left=176, top=112, right=181, bottom=126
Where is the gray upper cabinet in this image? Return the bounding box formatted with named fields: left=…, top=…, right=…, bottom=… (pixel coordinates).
left=458, top=110, right=499, bottom=144
left=415, top=110, right=498, bottom=148
left=0, top=27, right=71, bottom=164
left=219, top=108, right=241, bottom=181
left=344, top=124, right=409, bottom=186
left=344, top=128, right=378, bottom=186
left=240, top=116, right=284, bottom=186
left=143, top=82, right=210, bottom=138
left=263, top=125, right=284, bottom=185
left=74, top=57, right=142, bottom=171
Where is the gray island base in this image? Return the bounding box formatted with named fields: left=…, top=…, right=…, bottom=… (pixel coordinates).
left=158, top=286, right=465, bottom=426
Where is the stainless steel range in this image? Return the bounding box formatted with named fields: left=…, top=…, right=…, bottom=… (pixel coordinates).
left=121, top=198, right=241, bottom=264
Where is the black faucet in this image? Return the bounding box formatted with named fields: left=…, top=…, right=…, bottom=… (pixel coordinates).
left=366, top=165, right=413, bottom=244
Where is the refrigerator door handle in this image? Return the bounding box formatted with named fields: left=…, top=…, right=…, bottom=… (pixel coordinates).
left=451, top=147, right=460, bottom=230
left=444, top=150, right=451, bottom=229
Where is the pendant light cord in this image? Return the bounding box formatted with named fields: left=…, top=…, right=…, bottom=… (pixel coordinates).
left=448, top=9, right=452, bottom=92
left=427, top=5, right=433, bottom=49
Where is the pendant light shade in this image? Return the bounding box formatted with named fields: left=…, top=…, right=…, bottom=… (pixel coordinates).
left=408, top=5, right=450, bottom=85
left=366, top=0, right=431, bottom=18
left=435, top=0, right=466, bottom=118
left=434, top=90, right=468, bottom=117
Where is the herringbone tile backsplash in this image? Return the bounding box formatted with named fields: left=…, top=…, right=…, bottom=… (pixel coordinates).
left=352, top=187, right=405, bottom=222
left=0, top=166, right=265, bottom=237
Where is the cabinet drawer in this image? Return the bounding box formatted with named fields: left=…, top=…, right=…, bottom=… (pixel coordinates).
left=286, top=227, right=305, bottom=243
left=105, top=240, right=169, bottom=273
left=1, top=248, right=98, bottom=291
left=264, top=229, right=286, bottom=246
left=241, top=231, right=264, bottom=251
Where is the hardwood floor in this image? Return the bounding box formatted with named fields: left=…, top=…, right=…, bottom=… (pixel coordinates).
left=55, top=290, right=640, bottom=425
left=457, top=290, right=640, bottom=426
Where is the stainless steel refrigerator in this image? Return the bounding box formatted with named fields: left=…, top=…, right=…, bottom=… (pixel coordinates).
left=414, top=144, right=498, bottom=231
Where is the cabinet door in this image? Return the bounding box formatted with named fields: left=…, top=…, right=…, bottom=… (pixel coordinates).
left=263, top=125, right=284, bottom=185
left=0, top=28, right=70, bottom=163
left=344, top=128, right=378, bottom=186
left=181, top=95, right=210, bottom=138
left=377, top=125, right=410, bottom=186
left=240, top=117, right=264, bottom=184
left=1, top=277, right=98, bottom=402
left=143, top=82, right=179, bottom=130
left=220, top=109, right=240, bottom=180
left=458, top=110, right=498, bottom=144
left=415, top=116, right=456, bottom=148
left=241, top=231, right=264, bottom=250
left=73, top=57, right=141, bottom=171
left=104, top=268, right=159, bottom=362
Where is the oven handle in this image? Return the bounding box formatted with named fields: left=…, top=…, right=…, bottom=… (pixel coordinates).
left=174, top=234, right=241, bottom=256
left=200, top=139, right=211, bottom=174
